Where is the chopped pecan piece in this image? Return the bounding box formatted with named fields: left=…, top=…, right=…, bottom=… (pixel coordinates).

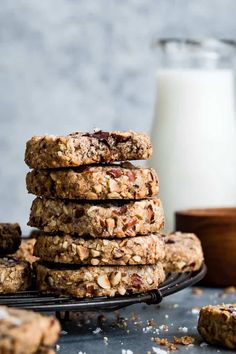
left=126, top=171, right=135, bottom=182
left=106, top=169, right=123, bottom=178
left=131, top=273, right=142, bottom=286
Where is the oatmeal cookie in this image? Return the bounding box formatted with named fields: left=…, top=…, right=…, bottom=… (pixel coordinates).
left=0, top=257, right=31, bottom=293
left=33, top=233, right=165, bottom=266
left=0, top=223, right=21, bottom=256
left=0, top=306, right=60, bottom=354
left=28, top=197, right=164, bottom=238
left=163, top=232, right=204, bottom=272
left=198, top=304, right=236, bottom=349
left=25, top=131, right=152, bottom=169
left=35, top=262, right=165, bottom=298
left=26, top=162, right=158, bottom=200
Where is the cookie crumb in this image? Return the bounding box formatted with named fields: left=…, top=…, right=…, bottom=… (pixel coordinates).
left=173, top=336, right=195, bottom=345
left=168, top=343, right=178, bottom=352
left=116, top=316, right=128, bottom=330
left=152, top=337, right=169, bottom=346
left=223, top=286, right=236, bottom=294
left=130, top=313, right=139, bottom=321
left=168, top=343, right=177, bottom=351
left=159, top=324, right=169, bottom=332
left=147, top=319, right=157, bottom=327
left=152, top=337, right=177, bottom=351
left=192, top=287, right=203, bottom=295
left=130, top=313, right=143, bottom=326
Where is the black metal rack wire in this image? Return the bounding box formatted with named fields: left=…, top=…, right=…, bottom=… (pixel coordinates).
left=0, top=264, right=206, bottom=313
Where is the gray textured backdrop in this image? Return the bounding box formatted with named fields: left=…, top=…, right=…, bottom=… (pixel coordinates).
left=0, top=0, right=236, bottom=233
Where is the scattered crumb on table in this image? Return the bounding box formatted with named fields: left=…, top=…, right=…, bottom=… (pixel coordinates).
left=192, top=287, right=203, bottom=295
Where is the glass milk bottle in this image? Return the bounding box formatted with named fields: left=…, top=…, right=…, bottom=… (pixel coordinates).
left=151, top=39, right=236, bottom=231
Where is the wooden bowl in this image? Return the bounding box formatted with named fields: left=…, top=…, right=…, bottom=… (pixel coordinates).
left=175, top=208, right=236, bottom=287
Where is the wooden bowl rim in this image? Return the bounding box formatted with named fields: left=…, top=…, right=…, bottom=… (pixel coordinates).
left=175, top=207, right=236, bottom=218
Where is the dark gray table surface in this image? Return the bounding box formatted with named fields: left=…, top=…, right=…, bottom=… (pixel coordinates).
left=56, top=287, right=236, bottom=354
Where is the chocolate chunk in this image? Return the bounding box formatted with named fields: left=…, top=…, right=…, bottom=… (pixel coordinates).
left=74, top=209, right=85, bottom=219
left=106, top=169, right=123, bottom=178
left=147, top=204, right=155, bottom=223
left=165, top=239, right=176, bottom=244
left=82, top=131, right=110, bottom=147
left=120, top=205, right=128, bottom=214
left=110, top=133, right=130, bottom=142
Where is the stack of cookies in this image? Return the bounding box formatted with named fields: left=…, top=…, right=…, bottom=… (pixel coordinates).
left=0, top=223, right=31, bottom=293
left=25, top=131, right=166, bottom=297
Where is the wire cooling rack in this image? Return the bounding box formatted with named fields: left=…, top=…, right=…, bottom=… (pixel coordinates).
left=0, top=264, right=206, bottom=313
